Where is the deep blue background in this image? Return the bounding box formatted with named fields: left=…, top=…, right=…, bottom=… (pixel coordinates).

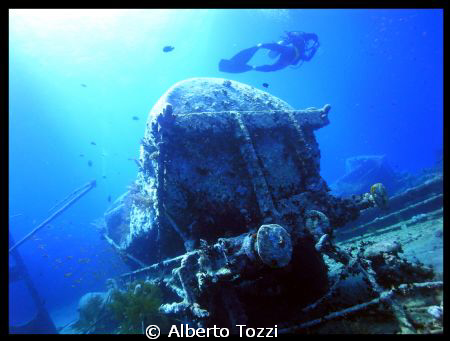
left=9, top=9, right=443, bottom=327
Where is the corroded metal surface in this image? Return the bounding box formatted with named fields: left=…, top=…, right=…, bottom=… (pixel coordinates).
left=99, top=78, right=401, bottom=331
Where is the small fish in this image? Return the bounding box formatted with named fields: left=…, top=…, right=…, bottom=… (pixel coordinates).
left=90, top=141, right=96, bottom=146
left=79, top=154, right=85, bottom=157
left=88, top=160, right=93, bottom=167
left=102, top=175, right=107, bottom=179
left=81, top=83, right=87, bottom=88
left=78, top=258, right=91, bottom=264
left=64, top=272, right=73, bottom=278
left=163, top=46, right=174, bottom=52
left=132, top=116, right=139, bottom=121
left=66, top=255, right=73, bottom=260
left=107, top=195, right=111, bottom=203
left=262, top=83, right=269, bottom=88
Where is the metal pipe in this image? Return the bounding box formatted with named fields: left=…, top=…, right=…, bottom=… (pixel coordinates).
left=9, top=180, right=96, bottom=253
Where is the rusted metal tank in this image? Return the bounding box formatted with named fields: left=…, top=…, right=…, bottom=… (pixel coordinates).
left=98, top=78, right=407, bottom=330
left=104, top=78, right=376, bottom=266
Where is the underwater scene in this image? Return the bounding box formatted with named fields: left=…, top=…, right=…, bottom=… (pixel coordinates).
left=9, top=9, right=443, bottom=335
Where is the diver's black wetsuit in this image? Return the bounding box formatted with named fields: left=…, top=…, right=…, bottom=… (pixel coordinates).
left=219, top=31, right=319, bottom=73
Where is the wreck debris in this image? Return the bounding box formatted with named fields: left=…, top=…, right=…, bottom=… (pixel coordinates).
left=279, top=280, right=443, bottom=333
left=103, top=78, right=379, bottom=268
left=427, top=305, right=443, bottom=321
left=305, top=209, right=331, bottom=242
left=94, top=78, right=440, bottom=333
left=336, top=173, right=443, bottom=241
left=116, top=222, right=438, bottom=333
left=9, top=180, right=96, bottom=253
left=254, top=224, right=292, bottom=268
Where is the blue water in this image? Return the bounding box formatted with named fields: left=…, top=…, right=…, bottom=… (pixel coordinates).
left=9, top=9, right=443, bottom=331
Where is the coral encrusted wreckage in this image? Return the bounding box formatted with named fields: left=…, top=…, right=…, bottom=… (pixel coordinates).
left=85, top=78, right=441, bottom=334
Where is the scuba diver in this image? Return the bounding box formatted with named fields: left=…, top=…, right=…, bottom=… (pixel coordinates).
left=219, top=31, right=320, bottom=73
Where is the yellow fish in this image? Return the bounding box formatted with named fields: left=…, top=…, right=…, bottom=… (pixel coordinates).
left=370, top=183, right=388, bottom=208
left=64, top=272, right=73, bottom=278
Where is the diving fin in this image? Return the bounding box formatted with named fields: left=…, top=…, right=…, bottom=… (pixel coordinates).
left=219, top=59, right=253, bottom=73
left=268, top=50, right=281, bottom=59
